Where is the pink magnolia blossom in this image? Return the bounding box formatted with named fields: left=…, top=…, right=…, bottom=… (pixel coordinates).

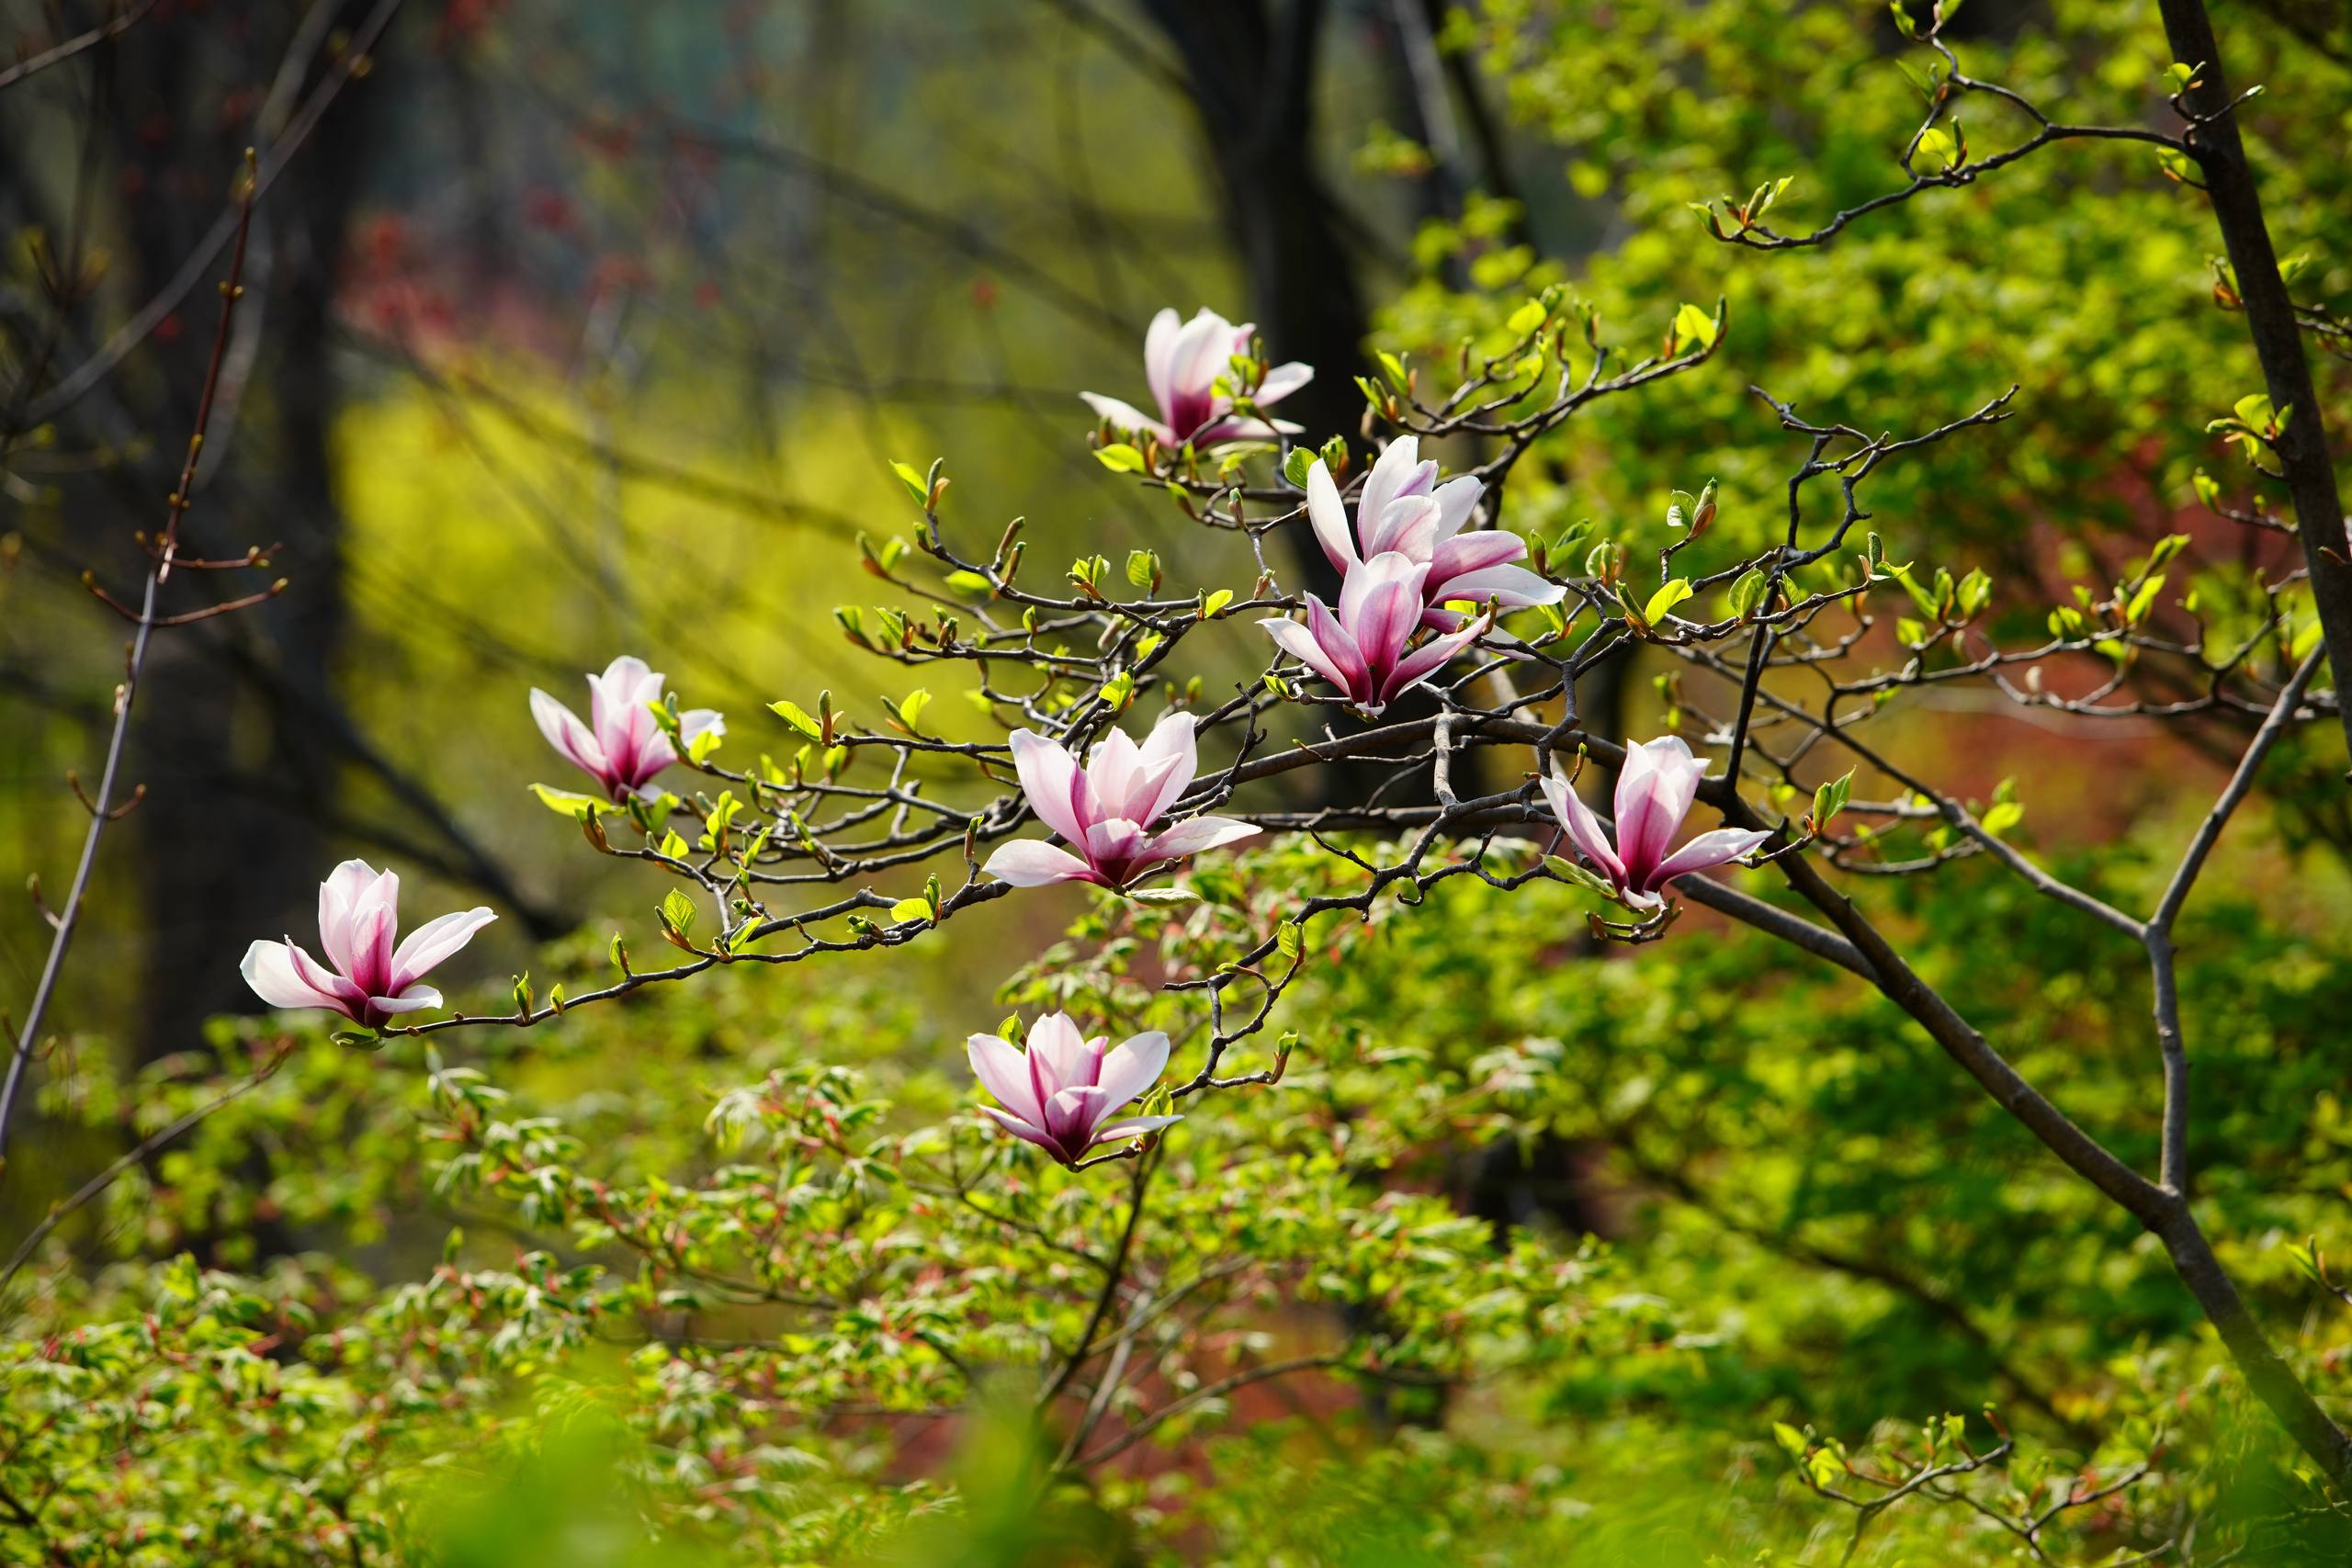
left=1540, top=736, right=1772, bottom=908
left=1258, top=552, right=1490, bottom=717
left=531, top=655, right=724, bottom=803
left=983, top=710, right=1258, bottom=890
left=967, top=1012, right=1181, bottom=1165
left=1306, top=437, right=1563, bottom=630
left=241, top=860, right=495, bottom=1028
left=1080, top=306, right=1313, bottom=447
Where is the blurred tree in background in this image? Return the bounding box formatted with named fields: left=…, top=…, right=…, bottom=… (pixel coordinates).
left=2, top=0, right=2350, bottom=1562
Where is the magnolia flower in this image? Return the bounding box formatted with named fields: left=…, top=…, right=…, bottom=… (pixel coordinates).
left=531, top=654, right=723, bottom=803
left=1540, top=736, right=1772, bottom=908
left=241, top=860, right=495, bottom=1028
left=1259, top=552, right=1490, bottom=716
left=1307, top=437, right=1562, bottom=630
left=1080, top=306, right=1313, bottom=447
left=984, top=711, right=1258, bottom=889
left=967, top=1012, right=1181, bottom=1165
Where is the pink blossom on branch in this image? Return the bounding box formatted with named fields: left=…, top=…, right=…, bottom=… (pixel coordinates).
left=530, top=654, right=724, bottom=803
left=240, top=860, right=495, bottom=1028
left=967, top=1012, right=1181, bottom=1165
left=982, top=710, right=1258, bottom=890
left=1080, top=306, right=1314, bottom=448
left=1258, top=552, right=1491, bottom=717
left=1306, top=437, right=1563, bottom=630
left=1540, top=736, right=1772, bottom=908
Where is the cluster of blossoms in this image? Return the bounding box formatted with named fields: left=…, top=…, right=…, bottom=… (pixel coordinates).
left=1542, top=737, right=1771, bottom=909
left=243, top=308, right=1764, bottom=1168
left=1259, top=439, right=1562, bottom=715
left=241, top=862, right=496, bottom=1029
left=981, top=712, right=1256, bottom=891
left=531, top=655, right=724, bottom=803
left=1080, top=306, right=1313, bottom=448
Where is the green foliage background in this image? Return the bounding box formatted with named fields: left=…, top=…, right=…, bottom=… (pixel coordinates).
left=6, top=1, right=2352, bottom=1562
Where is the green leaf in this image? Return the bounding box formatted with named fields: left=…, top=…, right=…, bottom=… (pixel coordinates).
left=1914, top=127, right=1959, bottom=171
left=1507, top=298, right=1549, bottom=335
left=1544, top=854, right=1617, bottom=897
left=1092, top=442, right=1148, bottom=473
left=1203, top=588, right=1235, bottom=619
left=1727, top=568, right=1769, bottom=619
left=1642, top=578, right=1694, bottom=626
left=1671, top=302, right=1717, bottom=352
left=888, top=460, right=930, bottom=504
left=769, top=699, right=823, bottom=740
left=1894, top=565, right=1941, bottom=621
left=658, top=888, right=697, bottom=938
left=1125, top=549, right=1161, bottom=590
left=1282, top=446, right=1315, bottom=488
left=1980, top=800, right=2025, bottom=836
left=528, top=784, right=610, bottom=820
left=1812, top=770, right=1854, bottom=829
left=888, top=897, right=933, bottom=925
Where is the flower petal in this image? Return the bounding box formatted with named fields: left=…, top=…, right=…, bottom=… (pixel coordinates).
left=1139, top=815, right=1260, bottom=864
left=1044, top=1083, right=1114, bottom=1148
left=1426, top=561, right=1565, bottom=611
left=968, top=1031, right=1046, bottom=1124
left=1254, top=361, right=1313, bottom=405
left=530, top=689, right=606, bottom=784
left=1541, top=766, right=1627, bottom=884
left=1306, top=457, right=1359, bottom=573
left=1354, top=436, right=1421, bottom=544
left=1647, top=827, right=1774, bottom=891
left=1261, top=611, right=1357, bottom=695
left=1083, top=817, right=1148, bottom=878
left=345, top=871, right=401, bottom=995
left=1362, top=494, right=1443, bottom=562
left=1430, top=475, right=1484, bottom=539
left=1027, top=1013, right=1095, bottom=1100
left=241, top=940, right=348, bottom=1015
left=1079, top=391, right=1176, bottom=446
left=983, top=840, right=1096, bottom=887
left=315, top=860, right=379, bottom=976
left=283, top=940, right=365, bottom=1011
left=1089, top=1113, right=1182, bottom=1149
left=1141, top=307, right=1182, bottom=419
left=590, top=656, right=662, bottom=765
left=1131, top=710, right=1199, bottom=826
left=368, top=987, right=444, bottom=1017
left=1082, top=727, right=1147, bottom=822
left=1615, top=735, right=1703, bottom=886
left=978, top=1104, right=1065, bottom=1157
left=1091, top=1031, right=1170, bottom=1115
left=1428, top=529, right=1530, bottom=581
left=1009, top=729, right=1091, bottom=845
left=389, top=907, right=497, bottom=992
left=1349, top=562, right=1430, bottom=672
left=1382, top=617, right=1483, bottom=704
